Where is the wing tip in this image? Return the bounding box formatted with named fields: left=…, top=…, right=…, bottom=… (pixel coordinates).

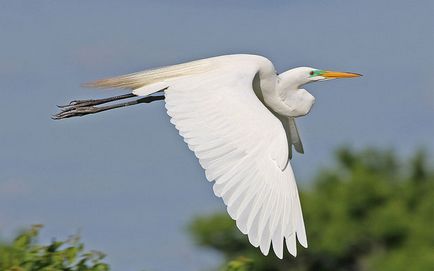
left=260, top=244, right=271, bottom=256
left=297, top=233, right=308, bottom=248
left=296, top=145, right=305, bottom=154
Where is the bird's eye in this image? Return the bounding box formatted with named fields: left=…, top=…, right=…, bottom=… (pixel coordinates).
left=309, top=71, right=314, bottom=76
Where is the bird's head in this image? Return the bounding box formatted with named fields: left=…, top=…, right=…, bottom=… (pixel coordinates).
left=279, top=67, right=362, bottom=88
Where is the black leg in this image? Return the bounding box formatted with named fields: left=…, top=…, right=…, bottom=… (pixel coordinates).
left=52, top=95, right=165, bottom=120
left=57, top=93, right=136, bottom=108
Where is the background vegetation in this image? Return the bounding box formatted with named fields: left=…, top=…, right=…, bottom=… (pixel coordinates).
left=0, top=225, right=108, bottom=271
left=1, top=148, right=433, bottom=271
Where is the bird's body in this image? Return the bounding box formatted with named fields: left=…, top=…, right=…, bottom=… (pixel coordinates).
left=54, top=54, right=361, bottom=259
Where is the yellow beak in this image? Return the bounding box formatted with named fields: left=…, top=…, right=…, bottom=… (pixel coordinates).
left=322, top=71, right=362, bottom=79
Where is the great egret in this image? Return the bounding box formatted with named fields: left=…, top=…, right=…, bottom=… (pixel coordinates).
left=53, top=54, right=361, bottom=258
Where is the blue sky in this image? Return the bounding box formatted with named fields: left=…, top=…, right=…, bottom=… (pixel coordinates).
left=0, top=1, right=433, bottom=270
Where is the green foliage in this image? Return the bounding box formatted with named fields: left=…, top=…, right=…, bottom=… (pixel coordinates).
left=0, top=225, right=110, bottom=271
left=222, top=257, right=253, bottom=271
left=189, top=148, right=434, bottom=271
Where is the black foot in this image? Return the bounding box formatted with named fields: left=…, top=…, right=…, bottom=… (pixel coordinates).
left=52, top=95, right=165, bottom=120
left=53, top=104, right=111, bottom=119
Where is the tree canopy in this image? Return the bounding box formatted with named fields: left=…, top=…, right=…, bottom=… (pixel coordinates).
left=0, top=225, right=109, bottom=271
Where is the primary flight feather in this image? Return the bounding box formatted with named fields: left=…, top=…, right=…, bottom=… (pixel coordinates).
left=53, top=54, right=361, bottom=258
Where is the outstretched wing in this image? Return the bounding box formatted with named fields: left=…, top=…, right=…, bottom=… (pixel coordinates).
left=162, top=56, right=307, bottom=258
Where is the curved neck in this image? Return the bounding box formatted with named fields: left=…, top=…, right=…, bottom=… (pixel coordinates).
left=273, top=70, right=316, bottom=117
left=278, top=70, right=306, bottom=91
left=255, top=67, right=315, bottom=118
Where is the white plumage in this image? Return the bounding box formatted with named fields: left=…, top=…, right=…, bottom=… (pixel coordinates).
left=162, top=57, right=307, bottom=258
left=133, top=55, right=307, bottom=258
left=55, top=54, right=361, bottom=258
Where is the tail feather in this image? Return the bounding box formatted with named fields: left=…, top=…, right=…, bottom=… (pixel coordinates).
left=82, top=58, right=214, bottom=90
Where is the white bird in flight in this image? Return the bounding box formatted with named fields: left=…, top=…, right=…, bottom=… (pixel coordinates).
left=54, top=54, right=361, bottom=258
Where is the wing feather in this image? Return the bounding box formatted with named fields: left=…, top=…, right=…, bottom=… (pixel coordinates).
left=163, top=55, right=307, bottom=258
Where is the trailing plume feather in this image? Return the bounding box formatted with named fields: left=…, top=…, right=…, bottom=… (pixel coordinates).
left=82, top=58, right=215, bottom=90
